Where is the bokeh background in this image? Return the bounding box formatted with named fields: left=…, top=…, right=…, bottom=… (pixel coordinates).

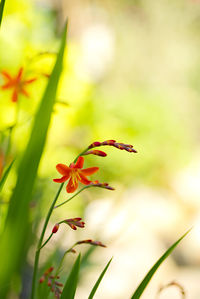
left=1, top=0, right=200, bottom=298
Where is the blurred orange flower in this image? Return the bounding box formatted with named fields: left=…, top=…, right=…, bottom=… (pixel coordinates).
left=1, top=67, right=36, bottom=102
left=53, top=156, right=99, bottom=193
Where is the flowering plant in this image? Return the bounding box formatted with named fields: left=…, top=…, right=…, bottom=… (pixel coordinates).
left=0, top=10, right=191, bottom=299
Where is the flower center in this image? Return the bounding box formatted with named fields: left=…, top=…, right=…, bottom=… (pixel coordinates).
left=71, top=169, right=81, bottom=186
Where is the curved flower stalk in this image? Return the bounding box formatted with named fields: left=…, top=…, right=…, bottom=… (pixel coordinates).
left=157, top=281, right=185, bottom=299
left=40, top=218, right=85, bottom=250
left=31, top=140, right=136, bottom=299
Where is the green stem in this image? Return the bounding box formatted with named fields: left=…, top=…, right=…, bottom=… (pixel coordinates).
left=40, top=233, right=53, bottom=250
left=54, top=185, right=92, bottom=209
left=55, top=242, right=77, bottom=278
left=73, top=147, right=89, bottom=163
left=31, top=182, right=64, bottom=299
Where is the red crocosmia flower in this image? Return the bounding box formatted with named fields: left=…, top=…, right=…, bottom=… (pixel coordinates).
left=1, top=67, right=36, bottom=102
left=53, top=156, right=99, bottom=193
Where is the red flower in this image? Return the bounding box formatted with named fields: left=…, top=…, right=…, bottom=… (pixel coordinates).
left=53, top=156, right=99, bottom=193
left=1, top=67, right=36, bottom=102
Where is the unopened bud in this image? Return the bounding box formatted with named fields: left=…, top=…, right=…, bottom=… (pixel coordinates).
left=39, top=276, right=45, bottom=283
left=84, top=150, right=107, bottom=157
left=52, top=223, right=59, bottom=234
left=88, top=141, right=101, bottom=149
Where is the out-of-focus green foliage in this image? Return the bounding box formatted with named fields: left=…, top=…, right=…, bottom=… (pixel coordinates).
left=60, top=254, right=80, bottom=299
left=88, top=258, right=112, bottom=299
left=0, top=0, right=6, bottom=27
left=0, top=16, right=67, bottom=298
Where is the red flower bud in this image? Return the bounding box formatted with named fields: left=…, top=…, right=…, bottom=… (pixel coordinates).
left=84, top=150, right=107, bottom=157
left=88, top=141, right=101, bottom=149
left=39, top=276, right=45, bottom=283
left=52, top=223, right=59, bottom=234
left=76, top=239, right=106, bottom=248
left=64, top=218, right=85, bottom=230
left=102, top=139, right=116, bottom=145
left=48, top=278, right=52, bottom=286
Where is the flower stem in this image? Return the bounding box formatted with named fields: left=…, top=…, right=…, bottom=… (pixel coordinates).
left=31, top=182, right=64, bottom=299
left=73, top=147, right=89, bottom=163
left=54, top=185, right=92, bottom=209
left=40, top=233, right=53, bottom=250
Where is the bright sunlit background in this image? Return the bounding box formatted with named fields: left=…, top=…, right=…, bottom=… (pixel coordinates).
left=1, top=0, right=200, bottom=298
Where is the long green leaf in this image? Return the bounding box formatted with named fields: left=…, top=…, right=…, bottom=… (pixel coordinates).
left=60, top=254, right=81, bottom=299
left=0, top=0, right=6, bottom=27
left=0, top=159, right=15, bottom=192
left=131, top=229, right=191, bottom=299
left=88, top=258, right=112, bottom=299
left=0, top=21, right=68, bottom=297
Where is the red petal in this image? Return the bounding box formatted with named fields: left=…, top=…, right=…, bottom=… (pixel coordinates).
left=1, top=71, right=12, bottom=80
left=56, top=164, right=71, bottom=176
left=78, top=172, right=91, bottom=185
left=53, top=176, right=69, bottom=183
left=17, top=68, right=23, bottom=80
left=2, top=82, right=13, bottom=89
left=21, top=88, right=29, bottom=97
left=74, top=156, right=84, bottom=169
left=66, top=177, right=78, bottom=193
left=12, top=90, right=18, bottom=102
left=81, top=167, right=99, bottom=176
left=24, top=78, right=37, bottom=84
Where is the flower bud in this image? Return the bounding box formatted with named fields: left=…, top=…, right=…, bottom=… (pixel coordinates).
left=52, top=223, right=59, bottom=234
left=39, top=276, right=45, bottom=283
left=84, top=150, right=107, bottom=157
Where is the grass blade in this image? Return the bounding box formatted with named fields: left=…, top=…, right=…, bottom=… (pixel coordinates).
left=60, top=254, right=81, bottom=299
left=88, top=258, right=112, bottom=299
left=0, top=21, right=68, bottom=297
left=0, top=159, right=15, bottom=192
left=131, top=229, right=191, bottom=299
left=0, top=0, right=6, bottom=27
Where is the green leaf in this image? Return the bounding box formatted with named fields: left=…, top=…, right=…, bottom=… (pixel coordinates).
left=88, top=258, right=112, bottom=299
left=60, top=254, right=81, bottom=299
left=131, top=229, right=191, bottom=299
left=0, top=21, right=68, bottom=297
left=0, top=0, right=6, bottom=27
left=0, top=159, right=15, bottom=192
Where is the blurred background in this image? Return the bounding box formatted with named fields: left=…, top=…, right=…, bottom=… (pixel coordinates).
left=1, top=0, right=200, bottom=298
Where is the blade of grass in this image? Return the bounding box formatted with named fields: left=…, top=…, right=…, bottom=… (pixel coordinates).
left=60, top=254, right=81, bottom=299
left=0, top=159, right=15, bottom=192
left=0, top=21, right=68, bottom=298
left=131, top=229, right=191, bottom=299
left=0, top=0, right=6, bottom=27
left=88, top=258, right=112, bottom=299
